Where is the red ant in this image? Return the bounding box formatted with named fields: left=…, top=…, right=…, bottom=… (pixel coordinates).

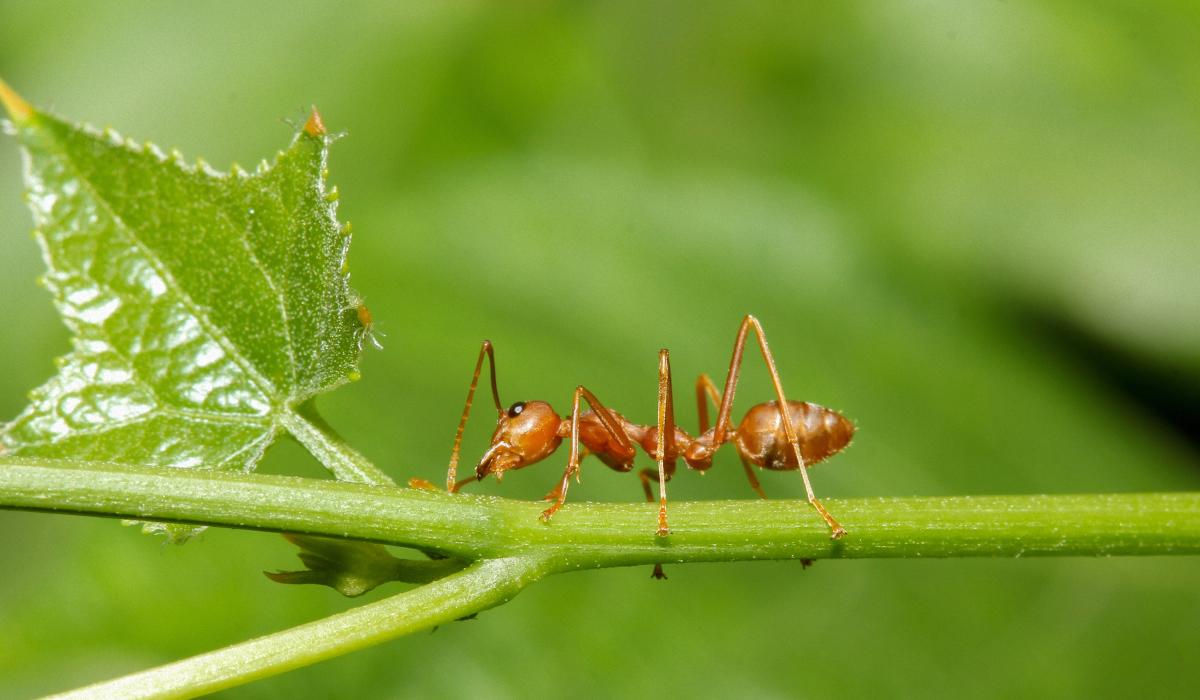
left=417, top=316, right=854, bottom=542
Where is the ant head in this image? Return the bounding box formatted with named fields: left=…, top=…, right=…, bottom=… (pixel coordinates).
left=476, top=400, right=563, bottom=480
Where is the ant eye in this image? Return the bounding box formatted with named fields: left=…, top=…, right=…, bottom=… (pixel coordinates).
left=507, top=402, right=526, bottom=418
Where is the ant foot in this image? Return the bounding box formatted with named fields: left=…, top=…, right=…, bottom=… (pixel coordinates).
left=539, top=505, right=560, bottom=523
left=652, top=564, right=668, bottom=580
left=830, top=525, right=847, bottom=539
left=407, top=478, right=437, bottom=491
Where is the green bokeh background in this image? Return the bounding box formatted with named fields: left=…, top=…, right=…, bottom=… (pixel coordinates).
left=1, top=2, right=1198, bottom=698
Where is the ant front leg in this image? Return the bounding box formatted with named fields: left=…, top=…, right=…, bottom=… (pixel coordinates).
left=408, top=474, right=482, bottom=492
left=543, top=447, right=592, bottom=502
left=540, top=386, right=636, bottom=523
left=714, top=316, right=846, bottom=539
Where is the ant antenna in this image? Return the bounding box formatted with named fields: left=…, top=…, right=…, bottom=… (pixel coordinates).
left=446, top=341, right=501, bottom=490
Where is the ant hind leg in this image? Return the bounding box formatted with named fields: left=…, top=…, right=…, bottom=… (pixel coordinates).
left=715, top=316, right=846, bottom=538
left=739, top=454, right=769, bottom=500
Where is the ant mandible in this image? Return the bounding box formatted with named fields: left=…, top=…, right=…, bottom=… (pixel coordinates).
left=425, top=315, right=854, bottom=539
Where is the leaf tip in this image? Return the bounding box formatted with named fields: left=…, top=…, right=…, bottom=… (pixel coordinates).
left=303, top=107, right=326, bottom=137
left=0, top=77, right=33, bottom=124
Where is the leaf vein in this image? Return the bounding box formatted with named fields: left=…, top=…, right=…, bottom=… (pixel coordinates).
left=47, top=134, right=278, bottom=408
left=217, top=205, right=299, bottom=395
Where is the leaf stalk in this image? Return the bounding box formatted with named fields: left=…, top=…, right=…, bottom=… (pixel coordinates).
left=46, top=556, right=548, bottom=700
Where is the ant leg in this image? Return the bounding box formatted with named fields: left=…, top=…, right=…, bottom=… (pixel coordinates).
left=695, top=373, right=720, bottom=433
left=413, top=473, right=481, bottom=492
left=653, top=349, right=677, bottom=536
left=636, top=468, right=670, bottom=579
left=739, top=454, right=769, bottom=500
left=540, top=386, right=637, bottom=522
left=714, top=316, right=846, bottom=539
left=637, top=469, right=656, bottom=502
left=695, top=372, right=738, bottom=436
left=540, top=389, right=586, bottom=521
left=638, top=349, right=677, bottom=579
left=446, top=341, right=503, bottom=492
left=450, top=475, right=480, bottom=494
left=543, top=448, right=590, bottom=501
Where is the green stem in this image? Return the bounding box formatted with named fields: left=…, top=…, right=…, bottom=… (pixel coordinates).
left=6, top=455, right=1200, bottom=699
left=3, top=456, right=1199, bottom=564
left=283, top=402, right=394, bottom=486
left=46, top=556, right=548, bottom=700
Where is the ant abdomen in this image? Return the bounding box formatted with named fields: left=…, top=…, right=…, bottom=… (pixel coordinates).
left=734, top=400, right=855, bottom=470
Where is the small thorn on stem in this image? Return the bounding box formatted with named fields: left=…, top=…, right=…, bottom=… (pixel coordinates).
left=303, top=107, right=326, bottom=137
left=0, top=78, right=33, bottom=123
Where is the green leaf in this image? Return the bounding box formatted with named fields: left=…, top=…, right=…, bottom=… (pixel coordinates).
left=265, top=534, right=467, bottom=597
left=1, top=86, right=384, bottom=535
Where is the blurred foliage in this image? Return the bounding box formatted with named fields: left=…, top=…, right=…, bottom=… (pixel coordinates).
left=0, top=1, right=1197, bottom=698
